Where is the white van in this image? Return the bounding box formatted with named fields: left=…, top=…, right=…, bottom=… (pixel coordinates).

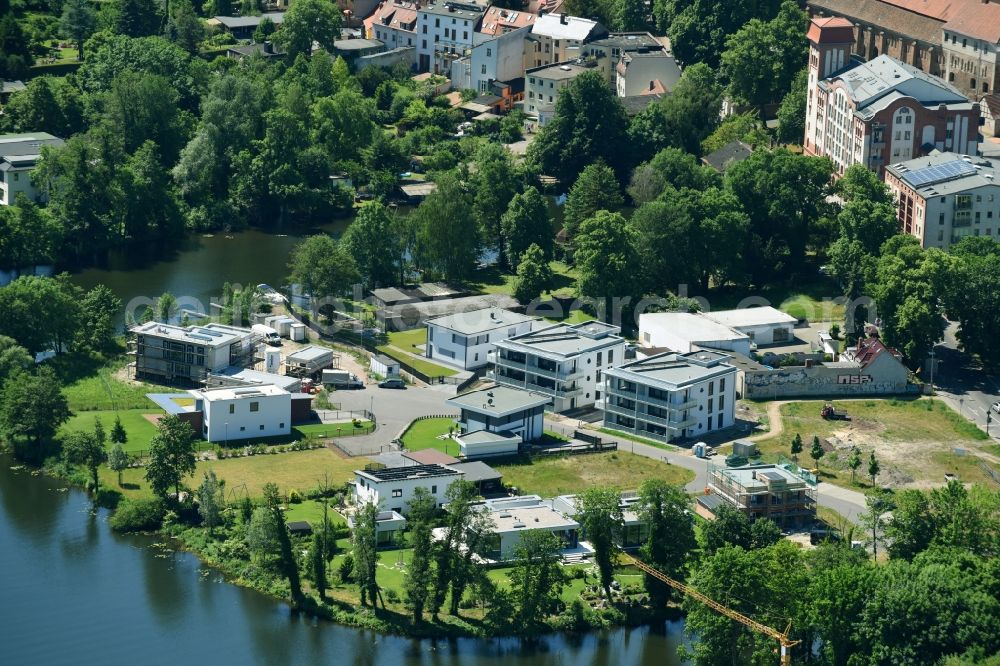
left=252, top=324, right=282, bottom=346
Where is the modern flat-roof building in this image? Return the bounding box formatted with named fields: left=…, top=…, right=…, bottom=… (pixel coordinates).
left=492, top=320, right=626, bottom=412
left=347, top=509, right=408, bottom=548
left=283, top=345, right=336, bottom=379
left=603, top=350, right=738, bottom=444
left=129, top=322, right=260, bottom=385
left=210, top=12, right=285, bottom=39
left=191, top=384, right=292, bottom=443
left=551, top=493, right=650, bottom=548
left=354, top=463, right=464, bottom=513
left=702, top=307, right=798, bottom=346
left=426, top=307, right=538, bottom=370
left=804, top=17, right=978, bottom=176
left=700, top=464, right=817, bottom=529
left=525, top=60, right=594, bottom=120
left=883, top=151, right=1000, bottom=247
left=0, top=132, right=65, bottom=206
left=638, top=313, right=751, bottom=356
left=447, top=384, right=550, bottom=444
left=471, top=495, right=580, bottom=561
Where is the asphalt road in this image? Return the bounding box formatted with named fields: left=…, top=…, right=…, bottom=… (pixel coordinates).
left=930, top=323, right=1000, bottom=437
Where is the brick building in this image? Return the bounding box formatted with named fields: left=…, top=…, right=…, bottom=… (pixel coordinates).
left=804, top=17, right=978, bottom=175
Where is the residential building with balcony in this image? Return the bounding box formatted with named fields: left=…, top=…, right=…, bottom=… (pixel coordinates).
left=602, top=350, right=738, bottom=445
left=354, top=463, right=463, bottom=514
left=884, top=151, right=1000, bottom=247
left=524, top=60, right=594, bottom=120
left=451, top=24, right=532, bottom=95
left=446, top=384, right=549, bottom=444
left=804, top=17, right=978, bottom=176
left=415, top=1, right=485, bottom=74
left=491, top=320, right=625, bottom=413
left=700, top=464, right=817, bottom=529
left=426, top=307, right=538, bottom=370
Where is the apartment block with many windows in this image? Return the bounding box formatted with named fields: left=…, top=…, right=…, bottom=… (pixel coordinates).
left=602, top=350, right=737, bottom=445
left=491, top=320, right=625, bottom=413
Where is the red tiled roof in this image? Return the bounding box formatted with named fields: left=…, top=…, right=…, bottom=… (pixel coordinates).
left=479, top=6, right=536, bottom=36
left=807, top=16, right=857, bottom=44
left=877, top=0, right=963, bottom=21
left=851, top=336, right=903, bottom=368
left=526, top=0, right=564, bottom=14
left=365, top=0, right=419, bottom=38
left=808, top=0, right=945, bottom=45
left=943, top=1, right=1000, bottom=43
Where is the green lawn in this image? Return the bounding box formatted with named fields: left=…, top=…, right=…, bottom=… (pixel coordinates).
left=60, top=409, right=160, bottom=454
left=47, top=352, right=172, bottom=412
left=283, top=500, right=348, bottom=527
left=708, top=275, right=846, bottom=323
left=104, top=448, right=369, bottom=499
left=294, top=420, right=374, bottom=439
left=496, top=451, right=694, bottom=497
left=754, top=398, right=990, bottom=488
left=596, top=427, right=678, bottom=450
left=386, top=328, right=427, bottom=351
left=400, top=417, right=460, bottom=455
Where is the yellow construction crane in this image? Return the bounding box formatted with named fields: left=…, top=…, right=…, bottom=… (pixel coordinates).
left=621, top=553, right=801, bottom=666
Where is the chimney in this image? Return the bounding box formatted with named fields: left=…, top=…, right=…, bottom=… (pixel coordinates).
left=263, top=40, right=273, bottom=54
left=648, top=79, right=654, bottom=91
left=560, top=12, right=567, bottom=24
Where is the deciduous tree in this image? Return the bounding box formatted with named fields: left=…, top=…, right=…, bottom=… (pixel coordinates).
left=287, top=234, right=360, bottom=302
left=64, top=425, right=108, bottom=492
left=196, top=470, right=225, bottom=533
left=637, top=479, right=694, bottom=608
left=508, top=529, right=566, bottom=631
left=574, top=211, right=639, bottom=319
left=352, top=500, right=381, bottom=607
left=501, top=186, right=552, bottom=268
left=512, top=244, right=552, bottom=305
left=577, top=487, right=623, bottom=598
left=108, top=443, right=129, bottom=487
left=60, top=0, right=97, bottom=60
left=403, top=487, right=435, bottom=622
left=412, top=171, right=480, bottom=281
left=144, top=414, right=196, bottom=501
left=0, top=368, right=71, bottom=461
left=562, top=161, right=624, bottom=239
left=275, top=0, right=342, bottom=59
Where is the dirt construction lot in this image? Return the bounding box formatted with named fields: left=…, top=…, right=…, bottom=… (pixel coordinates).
left=744, top=397, right=1000, bottom=490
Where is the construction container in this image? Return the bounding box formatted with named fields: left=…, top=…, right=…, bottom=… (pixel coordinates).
left=290, top=323, right=306, bottom=341
left=732, top=440, right=757, bottom=458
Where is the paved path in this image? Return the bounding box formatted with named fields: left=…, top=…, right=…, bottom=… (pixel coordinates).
left=329, top=383, right=459, bottom=454
left=930, top=323, right=1000, bottom=440
left=546, top=415, right=869, bottom=524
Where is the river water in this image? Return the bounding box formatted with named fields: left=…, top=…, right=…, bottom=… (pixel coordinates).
left=0, top=456, right=688, bottom=666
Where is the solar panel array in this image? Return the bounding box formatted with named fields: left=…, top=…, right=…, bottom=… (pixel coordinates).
left=903, top=160, right=977, bottom=188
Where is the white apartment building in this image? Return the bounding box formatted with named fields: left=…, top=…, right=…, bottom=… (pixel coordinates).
left=884, top=152, right=1000, bottom=248
left=452, top=25, right=532, bottom=94
left=366, top=0, right=419, bottom=50
left=0, top=132, right=64, bottom=206
left=426, top=307, right=538, bottom=370
left=525, top=60, right=592, bottom=119
left=416, top=1, right=484, bottom=74
left=523, top=13, right=606, bottom=70
left=354, top=464, right=464, bottom=514
left=491, top=320, right=625, bottom=412
left=603, top=350, right=738, bottom=445
left=192, top=384, right=292, bottom=443
left=130, top=322, right=259, bottom=384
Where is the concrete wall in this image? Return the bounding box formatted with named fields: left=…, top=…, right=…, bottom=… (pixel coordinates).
left=743, top=357, right=910, bottom=399
left=356, top=46, right=416, bottom=71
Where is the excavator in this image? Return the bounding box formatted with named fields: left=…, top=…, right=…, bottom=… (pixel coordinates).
left=620, top=553, right=801, bottom=666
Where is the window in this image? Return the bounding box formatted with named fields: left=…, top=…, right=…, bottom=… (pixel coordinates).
left=435, top=18, right=439, bottom=27
left=597, top=351, right=603, bottom=365
left=250, top=401, right=259, bottom=412
left=279, top=423, right=285, bottom=429
left=229, top=404, right=235, bottom=414
left=487, top=48, right=491, bottom=57
left=717, top=414, right=723, bottom=429
left=719, top=396, right=725, bottom=411
left=708, top=398, right=714, bottom=412
left=259, top=425, right=264, bottom=430
left=392, top=489, right=403, bottom=498
left=240, top=426, right=246, bottom=432
left=608, top=350, right=613, bottom=364
left=708, top=381, right=714, bottom=396
left=481, top=64, right=486, bottom=74
left=463, top=31, right=468, bottom=40
left=720, top=377, right=725, bottom=391
left=431, top=485, right=437, bottom=494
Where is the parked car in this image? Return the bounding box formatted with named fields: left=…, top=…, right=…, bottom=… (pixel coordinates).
left=378, top=378, right=406, bottom=389
left=992, top=401, right=1000, bottom=415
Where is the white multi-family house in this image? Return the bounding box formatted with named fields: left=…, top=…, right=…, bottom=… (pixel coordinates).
left=354, top=464, right=464, bottom=514
left=525, top=60, right=593, bottom=120
left=491, top=320, right=625, bottom=412
left=0, top=132, right=64, bottom=206
left=191, top=384, right=292, bottom=443
left=603, top=350, right=737, bottom=444
left=523, top=13, right=606, bottom=70
left=426, top=307, right=538, bottom=370
left=416, top=1, right=485, bottom=74
left=452, top=24, right=533, bottom=94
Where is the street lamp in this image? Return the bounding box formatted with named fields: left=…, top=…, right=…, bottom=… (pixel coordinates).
left=928, top=343, right=944, bottom=391
left=225, top=421, right=229, bottom=446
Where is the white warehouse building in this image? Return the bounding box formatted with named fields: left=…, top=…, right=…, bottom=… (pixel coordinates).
left=192, top=384, right=292, bottom=443
left=603, top=350, right=738, bottom=444
left=426, top=307, right=538, bottom=370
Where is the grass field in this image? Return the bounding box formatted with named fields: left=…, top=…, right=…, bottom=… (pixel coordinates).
left=496, top=450, right=694, bottom=497
left=596, top=427, right=677, bottom=450
left=48, top=352, right=171, bottom=412
left=375, top=340, right=458, bottom=378
left=708, top=275, right=846, bottom=323
left=60, top=409, right=160, bottom=454
left=386, top=329, right=427, bottom=351
left=283, top=501, right=348, bottom=527
left=474, top=260, right=579, bottom=300
left=399, top=416, right=458, bottom=454
left=753, top=398, right=991, bottom=488
left=103, top=448, right=369, bottom=499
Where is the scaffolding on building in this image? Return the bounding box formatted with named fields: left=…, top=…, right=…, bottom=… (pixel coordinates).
left=126, top=328, right=263, bottom=386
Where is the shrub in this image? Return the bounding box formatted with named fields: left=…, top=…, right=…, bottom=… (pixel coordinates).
left=288, top=490, right=303, bottom=504
left=338, top=554, right=355, bottom=582
left=109, top=498, right=166, bottom=533
left=385, top=589, right=400, bottom=604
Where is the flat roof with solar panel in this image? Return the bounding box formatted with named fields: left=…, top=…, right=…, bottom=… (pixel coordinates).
left=900, top=159, right=978, bottom=188
left=495, top=320, right=623, bottom=359
left=606, top=350, right=735, bottom=388
left=131, top=321, right=253, bottom=347
left=886, top=152, right=1000, bottom=197
left=355, top=463, right=461, bottom=483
